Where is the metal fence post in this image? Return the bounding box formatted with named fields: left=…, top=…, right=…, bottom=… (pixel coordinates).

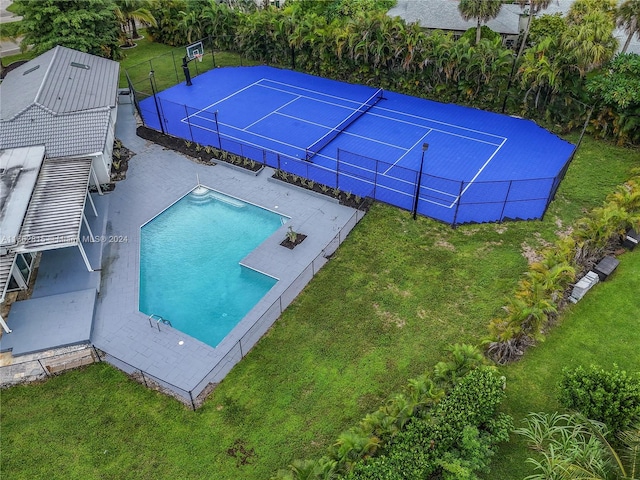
left=189, top=391, right=196, bottom=411
left=499, top=180, right=513, bottom=223
left=452, top=181, right=464, bottom=228
left=184, top=104, right=195, bottom=142
left=38, top=359, right=50, bottom=377
left=92, top=345, right=102, bottom=362
left=140, top=370, right=148, bottom=388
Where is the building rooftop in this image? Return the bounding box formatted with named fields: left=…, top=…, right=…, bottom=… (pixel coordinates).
left=0, top=146, right=46, bottom=252
left=388, top=0, right=521, bottom=35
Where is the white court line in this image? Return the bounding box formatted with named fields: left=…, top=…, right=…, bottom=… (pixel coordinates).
left=274, top=111, right=408, bottom=152
left=457, top=137, right=507, bottom=201
left=382, top=130, right=433, bottom=176
left=257, top=83, right=360, bottom=113
left=367, top=111, right=503, bottom=147
left=191, top=113, right=308, bottom=155
left=373, top=105, right=507, bottom=142
left=179, top=79, right=508, bottom=209
left=257, top=78, right=365, bottom=106
left=182, top=114, right=462, bottom=207
left=243, top=96, right=301, bottom=131
left=182, top=79, right=265, bottom=120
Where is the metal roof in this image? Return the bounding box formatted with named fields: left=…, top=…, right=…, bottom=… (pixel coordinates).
left=0, top=45, right=119, bottom=121
left=388, top=0, right=522, bottom=35
left=13, top=157, right=92, bottom=253
left=0, top=146, right=46, bottom=251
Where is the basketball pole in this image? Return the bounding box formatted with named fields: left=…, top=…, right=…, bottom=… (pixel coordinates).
left=182, top=56, right=193, bottom=86
left=412, top=143, right=429, bottom=220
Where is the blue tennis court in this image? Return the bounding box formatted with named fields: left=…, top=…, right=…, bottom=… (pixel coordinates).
left=137, top=66, right=575, bottom=225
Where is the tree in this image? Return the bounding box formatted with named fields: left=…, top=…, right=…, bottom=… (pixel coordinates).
left=516, top=412, right=640, bottom=480
left=617, top=0, right=640, bottom=54
left=114, top=0, right=157, bottom=47
left=457, top=0, right=503, bottom=45
left=13, top=0, right=121, bottom=59
left=516, top=0, right=552, bottom=61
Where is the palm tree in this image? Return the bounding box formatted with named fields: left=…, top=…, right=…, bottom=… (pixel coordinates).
left=617, top=0, right=640, bottom=54
left=457, top=0, right=503, bottom=45
left=114, top=0, right=157, bottom=47
left=516, top=0, right=552, bottom=60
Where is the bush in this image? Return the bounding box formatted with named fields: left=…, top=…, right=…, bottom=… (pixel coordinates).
left=558, top=364, right=640, bottom=434
left=343, top=368, right=511, bottom=480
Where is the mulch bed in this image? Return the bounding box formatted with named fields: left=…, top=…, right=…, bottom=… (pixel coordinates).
left=136, top=126, right=261, bottom=171
left=280, top=234, right=307, bottom=249
left=271, top=169, right=373, bottom=211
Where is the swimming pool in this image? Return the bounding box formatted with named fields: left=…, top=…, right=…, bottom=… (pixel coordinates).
left=139, top=186, right=287, bottom=347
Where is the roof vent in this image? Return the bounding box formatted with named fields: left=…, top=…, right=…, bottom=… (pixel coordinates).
left=70, top=62, right=90, bottom=70
left=23, top=65, right=40, bottom=76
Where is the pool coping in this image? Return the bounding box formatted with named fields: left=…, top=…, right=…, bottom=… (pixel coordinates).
left=90, top=102, right=364, bottom=402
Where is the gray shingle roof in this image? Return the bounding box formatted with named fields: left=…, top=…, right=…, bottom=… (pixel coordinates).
left=388, top=0, right=521, bottom=35
left=0, top=104, right=111, bottom=158
left=0, top=46, right=118, bottom=158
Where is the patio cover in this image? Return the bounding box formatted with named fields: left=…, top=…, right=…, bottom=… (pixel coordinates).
left=11, top=157, right=98, bottom=270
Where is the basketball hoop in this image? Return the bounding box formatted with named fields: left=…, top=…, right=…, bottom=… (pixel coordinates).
left=195, top=53, right=203, bottom=63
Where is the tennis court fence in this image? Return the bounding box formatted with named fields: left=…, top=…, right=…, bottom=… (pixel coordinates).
left=128, top=88, right=568, bottom=227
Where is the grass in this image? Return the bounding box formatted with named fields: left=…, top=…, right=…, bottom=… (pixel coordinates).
left=1, top=36, right=639, bottom=478
left=490, top=250, right=640, bottom=478
left=1, top=134, right=637, bottom=479
left=119, top=30, right=258, bottom=94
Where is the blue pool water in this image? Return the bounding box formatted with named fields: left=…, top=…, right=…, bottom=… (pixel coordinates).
left=139, top=187, right=286, bottom=347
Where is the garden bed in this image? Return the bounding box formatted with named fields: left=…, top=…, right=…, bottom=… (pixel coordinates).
left=271, top=169, right=373, bottom=211
left=136, top=126, right=261, bottom=171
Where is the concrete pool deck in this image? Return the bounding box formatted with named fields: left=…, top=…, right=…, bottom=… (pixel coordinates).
left=88, top=100, right=363, bottom=399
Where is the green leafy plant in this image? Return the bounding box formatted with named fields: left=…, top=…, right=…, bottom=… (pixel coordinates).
left=558, top=364, right=640, bottom=435
left=286, top=226, right=298, bottom=243
left=184, top=140, right=192, bottom=148
left=320, top=184, right=329, bottom=193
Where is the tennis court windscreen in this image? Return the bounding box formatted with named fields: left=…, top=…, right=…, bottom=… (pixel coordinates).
left=305, top=88, right=383, bottom=161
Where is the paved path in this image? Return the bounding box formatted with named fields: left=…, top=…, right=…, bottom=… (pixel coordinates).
left=0, top=0, right=22, bottom=58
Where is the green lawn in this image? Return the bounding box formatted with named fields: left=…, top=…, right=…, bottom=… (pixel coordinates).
left=1, top=36, right=639, bottom=479
left=491, top=250, right=640, bottom=478
left=1, top=134, right=637, bottom=479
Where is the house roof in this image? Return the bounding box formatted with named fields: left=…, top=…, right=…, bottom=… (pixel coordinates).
left=388, top=0, right=522, bottom=35
left=12, top=156, right=93, bottom=253
left=0, top=104, right=111, bottom=158
left=0, top=46, right=119, bottom=158
left=0, top=146, right=46, bottom=252
left=1, top=45, right=120, bottom=120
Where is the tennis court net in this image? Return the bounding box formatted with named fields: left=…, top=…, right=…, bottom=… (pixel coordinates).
left=305, top=88, right=384, bottom=161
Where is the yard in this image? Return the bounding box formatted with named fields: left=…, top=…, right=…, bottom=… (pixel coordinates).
left=1, top=36, right=639, bottom=479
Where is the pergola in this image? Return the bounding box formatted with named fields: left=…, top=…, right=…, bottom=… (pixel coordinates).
left=0, top=147, right=102, bottom=334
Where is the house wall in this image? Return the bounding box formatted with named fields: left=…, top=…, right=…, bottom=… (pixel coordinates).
left=91, top=104, right=118, bottom=185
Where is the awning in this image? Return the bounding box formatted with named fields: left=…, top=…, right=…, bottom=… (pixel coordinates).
left=0, top=252, right=17, bottom=303
left=13, top=157, right=93, bottom=253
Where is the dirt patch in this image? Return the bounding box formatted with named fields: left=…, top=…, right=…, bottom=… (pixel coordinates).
left=373, top=303, right=406, bottom=328
left=434, top=239, right=456, bottom=251
left=226, top=439, right=256, bottom=467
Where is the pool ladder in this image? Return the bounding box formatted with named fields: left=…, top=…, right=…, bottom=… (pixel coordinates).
left=148, top=313, right=172, bottom=331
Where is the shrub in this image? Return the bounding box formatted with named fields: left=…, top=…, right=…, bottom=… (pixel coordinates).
left=558, top=364, right=640, bottom=434
left=343, top=368, right=511, bottom=480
